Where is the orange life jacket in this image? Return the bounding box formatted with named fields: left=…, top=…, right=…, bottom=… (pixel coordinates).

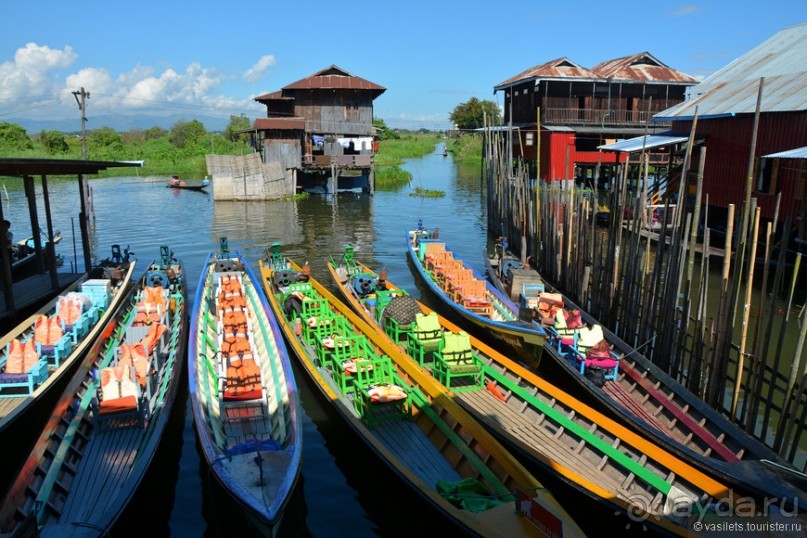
left=119, top=343, right=149, bottom=387
left=5, top=339, right=26, bottom=374
left=34, top=315, right=64, bottom=346
left=100, top=366, right=138, bottom=402
left=139, top=323, right=166, bottom=354
left=58, top=297, right=83, bottom=326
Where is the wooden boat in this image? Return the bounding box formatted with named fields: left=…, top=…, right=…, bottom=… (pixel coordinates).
left=189, top=238, right=302, bottom=535
left=166, top=180, right=208, bottom=192
left=482, top=247, right=807, bottom=508
left=406, top=220, right=546, bottom=351
left=261, top=243, right=583, bottom=538
left=325, top=245, right=774, bottom=536
left=0, top=245, right=188, bottom=536
left=11, top=231, right=63, bottom=282
left=0, top=244, right=136, bottom=435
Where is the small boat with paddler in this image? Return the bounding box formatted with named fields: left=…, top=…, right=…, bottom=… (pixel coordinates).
left=261, top=242, right=584, bottom=538
left=0, top=245, right=187, bottom=536
left=188, top=238, right=302, bottom=536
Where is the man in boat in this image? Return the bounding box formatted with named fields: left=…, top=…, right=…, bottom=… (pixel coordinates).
left=202, top=176, right=210, bottom=188
left=2, top=220, right=16, bottom=259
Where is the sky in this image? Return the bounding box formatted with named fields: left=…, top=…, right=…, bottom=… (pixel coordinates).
left=1, top=0, right=805, bottom=131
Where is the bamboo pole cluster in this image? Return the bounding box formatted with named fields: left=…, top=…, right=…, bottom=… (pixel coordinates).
left=482, top=104, right=807, bottom=467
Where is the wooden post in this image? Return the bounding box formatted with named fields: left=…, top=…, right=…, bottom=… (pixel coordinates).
left=40, top=175, right=60, bottom=289
left=731, top=206, right=761, bottom=418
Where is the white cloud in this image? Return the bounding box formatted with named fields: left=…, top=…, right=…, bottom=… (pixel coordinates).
left=670, top=4, right=698, bottom=16
left=0, top=43, right=262, bottom=122
left=0, top=43, right=77, bottom=103
left=243, top=55, right=276, bottom=84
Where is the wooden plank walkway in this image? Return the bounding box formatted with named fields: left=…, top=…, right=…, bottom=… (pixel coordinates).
left=0, top=272, right=82, bottom=321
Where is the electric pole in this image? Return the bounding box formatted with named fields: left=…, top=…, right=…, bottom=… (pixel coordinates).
left=72, top=87, right=90, bottom=159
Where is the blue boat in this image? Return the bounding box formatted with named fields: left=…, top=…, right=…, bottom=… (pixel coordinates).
left=406, top=220, right=546, bottom=351
left=188, top=238, right=302, bottom=536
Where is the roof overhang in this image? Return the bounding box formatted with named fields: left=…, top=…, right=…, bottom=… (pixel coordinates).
left=763, top=146, right=807, bottom=159
left=253, top=118, right=306, bottom=131
left=0, top=158, right=142, bottom=178
left=598, top=133, right=690, bottom=153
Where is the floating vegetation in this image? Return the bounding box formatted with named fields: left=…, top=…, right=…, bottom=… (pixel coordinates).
left=375, top=166, right=412, bottom=190
left=274, top=192, right=309, bottom=201
left=410, top=187, right=445, bottom=198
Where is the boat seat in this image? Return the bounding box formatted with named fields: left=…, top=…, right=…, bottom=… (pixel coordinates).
left=456, top=280, right=491, bottom=316
left=571, top=324, right=619, bottom=383
left=94, top=365, right=145, bottom=429
left=433, top=331, right=483, bottom=392
left=330, top=334, right=376, bottom=395
left=34, top=314, right=73, bottom=367
left=352, top=357, right=410, bottom=427
left=536, top=292, right=564, bottom=325
left=0, top=338, right=49, bottom=397
left=407, top=312, right=443, bottom=365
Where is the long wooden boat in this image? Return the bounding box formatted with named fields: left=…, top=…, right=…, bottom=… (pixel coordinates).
left=189, top=238, right=302, bottom=536
left=166, top=181, right=207, bottom=192
left=261, top=243, right=583, bottom=538
left=482, top=247, right=807, bottom=508
left=11, top=231, right=63, bottom=282
left=406, top=221, right=546, bottom=351
left=0, top=245, right=136, bottom=434
left=325, top=246, right=770, bottom=536
left=0, top=245, right=188, bottom=536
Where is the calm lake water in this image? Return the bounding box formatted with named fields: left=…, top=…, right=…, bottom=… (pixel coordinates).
left=3, top=144, right=803, bottom=536
left=2, top=145, right=514, bottom=537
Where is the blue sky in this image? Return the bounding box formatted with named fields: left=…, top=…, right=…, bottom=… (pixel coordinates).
left=1, top=0, right=805, bottom=130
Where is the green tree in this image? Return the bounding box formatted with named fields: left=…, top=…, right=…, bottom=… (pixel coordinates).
left=0, top=122, right=33, bottom=151
left=169, top=119, right=207, bottom=149
left=372, top=118, right=399, bottom=140
left=144, top=126, right=168, bottom=141
left=449, top=97, right=501, bottom=130
left=40, top=130, right=69, bottom=154
left=223, top=114, right=251, bottom=142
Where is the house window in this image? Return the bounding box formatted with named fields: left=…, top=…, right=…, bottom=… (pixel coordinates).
left=525, top=132, right=534, bottom=146
left=756, top=158, right=779, bottom=194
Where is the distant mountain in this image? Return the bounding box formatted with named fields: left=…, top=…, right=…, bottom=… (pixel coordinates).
left=6, top=114, right=232, bottom=133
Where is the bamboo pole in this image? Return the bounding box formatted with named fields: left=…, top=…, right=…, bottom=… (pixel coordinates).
left=731, top=206, right=761, bottom=418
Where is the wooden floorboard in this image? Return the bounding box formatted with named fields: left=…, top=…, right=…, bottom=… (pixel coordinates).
left=455, top=389, right=646, bottom=497
left=60, top=424, right=142, bottom=524
left=602, top=382, right=678, bottom=439
left=374, top=420, right=462, bottom=486
left=0, top=397, right=23, bottom=419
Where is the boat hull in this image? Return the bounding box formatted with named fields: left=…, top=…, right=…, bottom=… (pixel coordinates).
left=405, top=228, right=545, bottom=351
left=482, top=249, right=807, bottom=508
left=188, top=249, right=302, bottom=535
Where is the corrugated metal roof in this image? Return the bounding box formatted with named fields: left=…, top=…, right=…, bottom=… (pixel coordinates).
left=253, top=118, right=306, bottom=131
left=282, top=65, right=385, bottom=96
left=0, top=158, right=141, bottom=177
left=598, top=133, right=689, bottom=153
left=495, top=58, right=604, bottom=89
left=592, top=52, right=696, bottom=84
left=763, top=146, right=807, bottom=159
left=253, top=90, right=293, bottom=102
left=655, top=23, right=807, bottom=120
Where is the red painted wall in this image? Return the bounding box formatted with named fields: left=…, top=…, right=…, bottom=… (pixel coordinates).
left=538, top=131, right=625, bottom=182
left=671, top=111, right=807, bottom=220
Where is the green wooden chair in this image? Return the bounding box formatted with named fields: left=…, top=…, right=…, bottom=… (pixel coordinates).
left=433, top=331, right=483, bottom=392
left=352, top=356, right=410, bottom=427
left=330, top=334, right=378, bottom=395
left=406, top=312, right=443, bottom=365
left=374, top=290, right=413, bottom=343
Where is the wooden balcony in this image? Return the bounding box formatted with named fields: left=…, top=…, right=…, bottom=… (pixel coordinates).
left=542, top=108, right=671, bottom=127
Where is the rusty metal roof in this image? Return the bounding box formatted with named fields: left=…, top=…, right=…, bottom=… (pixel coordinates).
left=656, top=23, right=807, bottom=120
left=253, top=90, right=293, bottom=102
left=253, top=118, right=306, bottom=131
left=495, top=58, right=604, bottom=89
left=592, top=52, right=696, bottom=84
left=764, top=146, right=807, bottom=159
left=282, top=65, right=385, bottom=97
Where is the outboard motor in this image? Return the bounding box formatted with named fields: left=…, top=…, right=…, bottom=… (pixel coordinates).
left=274, top=269, right=296, bottom=288
left=352, top=274, right=377, bottom=297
